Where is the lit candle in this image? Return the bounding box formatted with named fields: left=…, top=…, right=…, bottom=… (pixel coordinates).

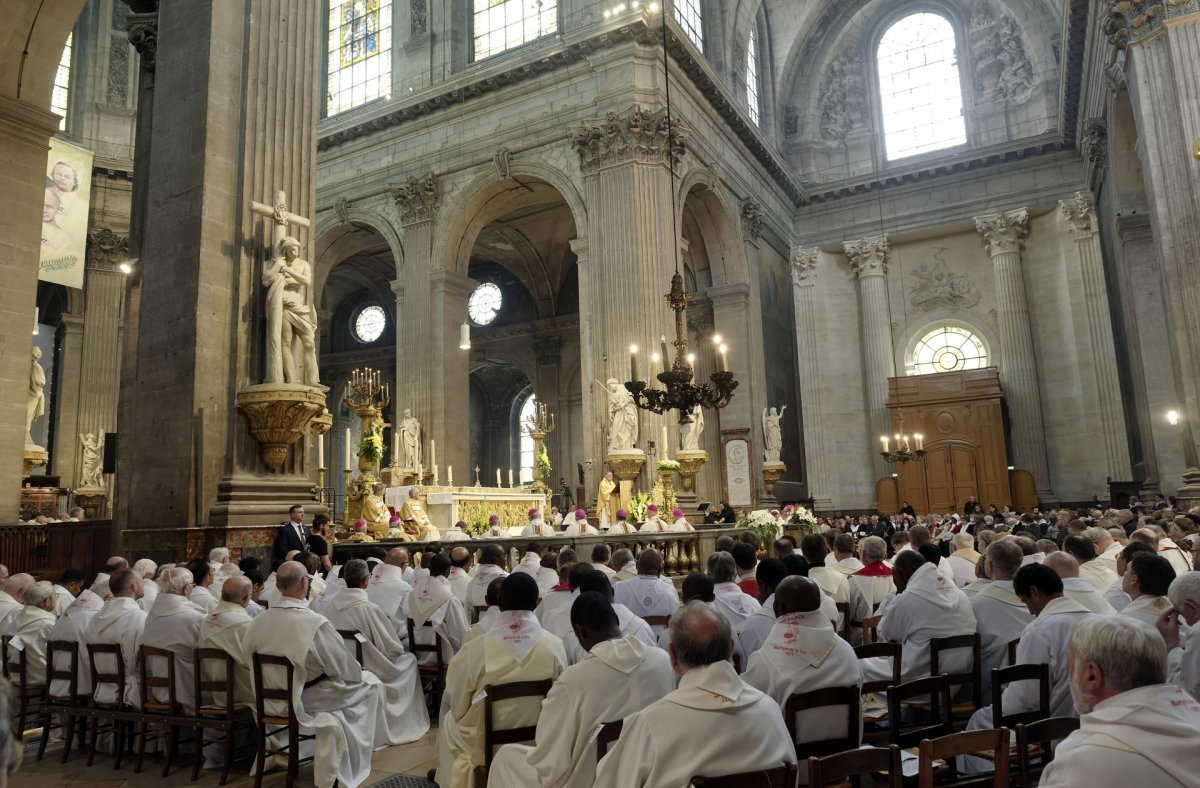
left=430, top=439, right=436, bottom=473
left=417, top=463, right=423, bottom=480
left=660, top=335, right=669, bottom=364
left=393, top=433, right=400, bottom=466
left=881, top=435, right=889, bottom=452
left=718, top=344, right=729, bottom=373
left=496, top=468, right=502, bottom=487
left=344, top=428, right=352, bottom=469
left=433, top=464, right=439, bottom=485
left=915, top=433, right=923, bottom=450
left=661, top=424, right=670, bottom=458
left=509, top=468, right=514, bottom=488
left=650, top=352, right=660, bottom=381
left=629, top=344, right=639, bottom=382
left=317, top=432, right=325, bottom=469
left=448, top=465, right=454, bottom=486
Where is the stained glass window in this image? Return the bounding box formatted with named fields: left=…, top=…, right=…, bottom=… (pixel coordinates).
left=354, top=304, right=387, bottom=343
left=674, top=0, right=703, bottom=50
left=472, top=0, right=558, bottom=61
left=911, top=325, right=988, bottom=375
left=326, top=0, right=392, bottom=116
left=52, top=33, right=72, bottom=130
left=746, top=28, right=761, bottom=127
left=877, top=13, right=966, bottom=160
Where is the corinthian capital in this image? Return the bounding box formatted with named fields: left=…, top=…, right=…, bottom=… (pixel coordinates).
left=790, top=247, right=819, bottom=287
left=844, top=235, right=889, bottom=279
left=975, top=208, right=1029, bottom=257
left=390, top=171, right=438, bottom=226
left=1059, top=191, right=1098, bottom=237
left=568, top=105, right=688, bottom=175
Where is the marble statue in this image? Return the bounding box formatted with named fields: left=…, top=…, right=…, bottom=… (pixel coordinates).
left=680, top=406, right=704, bottom=451
left=79, top=433, right=104, bottom=489
left=400, top=409, right=421, bottom=469
left=606, top=378, right=638, bottom=452
left=762, top=405, right=787, bottom=463
left=26, top=347, right=46, bottom=445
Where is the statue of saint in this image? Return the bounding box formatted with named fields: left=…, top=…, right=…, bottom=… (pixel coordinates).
left=399, top=409, right=421, bottom=470
left=606, top=378, right=637, bottom=452
left=762, top=405, right=787, bottom=463
left=263, top=235, right=319, bottom=385
left=596, top=469, right=618, bottom=528
left=680, top=406, right=704, bottom=451
left=399, top=487, right=433, bottom=540
left=361, top=482, right=391, bottom=539
left=79, top=433, right=104, bottom=489
left=26, top=347, right=46, bottom=446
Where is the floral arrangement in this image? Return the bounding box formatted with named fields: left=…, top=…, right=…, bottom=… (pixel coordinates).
left=629, top=491, right=652, bottom=523
left=358, top=430, right=383, bottom=464
left=536, top=447, right=552, bottom=479
left=787, top=504, right=818, bottom=535
left=656, top=459, right=682, bottom=473
left=464, top=509, right=491, bottom=538
left=738, top=509, right=781, bottom=541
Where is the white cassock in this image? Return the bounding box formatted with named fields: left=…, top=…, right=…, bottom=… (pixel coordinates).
left=1159, top=539, right=1193, bottom=575
left=809, top=565, right=851, bottom=629
left=946, top=552, right=979, bottom=589
left=0, top=593, right=22, bottom=631
left=143, top=592, right=206, bottom=713
left=48, top=590, right=103, bottom=698
left=3, top=605, right=57, bottom=686
left=668, top=518, right=694, bottom=532
left=613, top=575, right=679, bottom=636
left=1038, top=684, right=1200, bottom=787
left=512, top=553, right=558, bottom=596
left=848, top=563, right=895, bottom=613
left=743, top=610, right=863, bottom=784
left=613, top=567, right=637, bottom=582
left=739, top=592, right=840, bottom=662
left=607, top=520, right=638, bottom=535
left=962, top=578, right=991, bottom=597
left=323, top=587, right=431, bottom=746
left=139, top=578, right=159, bottom=611
left=1120, top=594, right=1172, bottom=627
left=833, top=556, right=865, bottom=575
left=438, top=610, right=567, bottom=788
left=441, top=529, right=470, bottom=542
left=189, top=584, right=219, bottom=615
left=461, top=606, right=499, bottom=649
left=449, top=567, right=473, bottom=607
left=365, top=563, right=413, bottom=639
left=638, top=517, right=667, bottom=533
left=520, top=520, right=556, bottom=537
left=52, top=584, right=77, bottom=617
left=712, top=581, right=761, bottom=634
left=198, top=601, right=254, bottom=706
left=593, top=660, right=797, bottom=788
left=311, top=577, right=346, bottom=616
left=969, top=580, right=1033, bottom=698
left=82, top=596, right=147, bottom=707
left=562, top=518, right=599, bottom=536
left=536, top=590, right=578, bottom=640
left=861, top=562, right=977, bottom=684
left=1168, top=623, right=1200, bottom=701
left=488, top=634, right=675, bottom=788
left=243, top=596, right=383, bottom=788
left=1079, top=559, right=1119, bottom=595
left=562, top=603, right=657, bottom=664
left=592, top=562, right=617, bottom=579
left=1095, top=542, right=1122, bottom=574
left=466, top=565, right=509, bottom=612
left=1062, top=577, right=1116, bottom=614
left=403, top=573, right=469, bottom=665
left=1104, top=580, right=1131, bottom=612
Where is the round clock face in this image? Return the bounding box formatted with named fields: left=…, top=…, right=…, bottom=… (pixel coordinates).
left=354, top=304, right=386, bottom=343
left=469, top=282, right=503, bottom=326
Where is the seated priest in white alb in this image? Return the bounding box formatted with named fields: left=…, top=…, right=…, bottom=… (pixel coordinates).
left=197, top=576, right=256, bottom=769
left=535, top=558, right=579, bottom=628
left=441, top=519, right=471, bottom=542
left=366, top=548, right=414, bottom=638
left=2, top=581, right=58, bottom=687
left=828, top=534, right=864, bottom=575
left=708, top=551, right=761, bottom=635
left=512, top=542, right=558, bottom=596
left=801, top=535, right=851, bottom=629
left=404, top=554, right=469, bottom=666
left=311, top=569, right=346, bottom=617
left=323, top=559, right=430, bottom=747
left=132, top=559, right=159, bottom=611
left=82, top=569, right=147, bottom=708
left=0, top=574, right=33, bottom=631
left=639, top=505, right=667, bottom=533
left=143, top=566, right=206, bottom=714
left=969, top=540, right=1034, bottom=698
left=1105, top=541, right=1156, bottom=611
left=848, top=536, right=896, bottom=613
left=1037, top=616, right=1200, bottom=786
left=590, top=544, right=617, bottom=578
left=48, top=589, right=104, bottom=700
left=1064, top=535, right=1121, bottom=596
left=521, top=508, right=556, bottom=537
left=1119, top=553, right=1176, bottom=627
left=613, top=548, right=679, bottom=635
left=961, top=564, right=1094, bottom=773
left=1136, top=525, right=1194, bottom=576
left=185, top=559, right=219, bottom=615
left=611, top=549, right=636, bottom=581
left=563, top=508, right=598, bottom=536
left=461, top=576, right=504, bottom=649
left=243, top=561, right=383, bottom=788
left=668, top=508, right=694, bottom=532
left=448, top=547, right=474, bottom=604
left=488, top=592, right=674, bottom=788
left=860, top=551, right=977, bottom=685
left=738, top=558, right=788, bottom=661
left=466, top=544, right=509, bottom=613
left=1087, top=525, right=1123, bottom=573
left=1044, top=552, right=1116, bottom=614
left=51, top=569, right=84, bottom=617
left=607, top=508, right=637, bottom=535
left=1159, top=570, right=1200, bottom=701
left=437, top=573, right=567, bottom=788
left=658, top=574, right=747, bottom=670
left=562, top=571, right=657, bottom=664
left=594, top=601, right=797, bottom=788
left=743, top=576, right=862, bottom=784
left=946, top=533, right=981, bottom=589
left=541, top=563, right=595, bottom=640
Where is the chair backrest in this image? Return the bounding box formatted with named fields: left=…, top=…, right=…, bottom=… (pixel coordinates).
left=337, top=629, right=365, bottom=666
left=406, top=618, right=446, bottom=675
left=782, top=685, right=861, bottom=759
left=46, top=639, right=79, bottom=700
left=139, top=644, right=178, bottom=710
left=917, top=727, right=1010, bottom=788
left=195, top=647, right=237, bottom=714
left=692, top=763, right=798, bottom=787
left=1007, top=637, right=1020, bottom=667
left=930, top=633, right=982, bottom=708
left=807, top=745, right=903, bottom=788
left=834, top=602, right=852, bottom=641
left=252, top=652, right=296, bottom=722
left=991, top=663, right=1049, bottom=729
left=86, top=642, right=126, bottom=705
left=481, top=678, right=554, bottom=766
left=596, top=719, right=623, bottom=760
left=1, top=635, right=29, bottom=688
left=854, top=641, right=902, bottom=695
left=1015, top=717, right=1080, bottom=788
left=642, top=615, right=671, bottom=628
left=861, top=615, right=882, bottom=645
left=887, top=674, right=953, bottom=748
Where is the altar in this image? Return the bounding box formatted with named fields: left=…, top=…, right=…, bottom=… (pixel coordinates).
left=385, top=485, right=546, bottom=534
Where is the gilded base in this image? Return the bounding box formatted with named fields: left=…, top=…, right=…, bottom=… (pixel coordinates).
left=762, top=461, right=787, bottom=496
left=236, top=383, right=328, bottom=470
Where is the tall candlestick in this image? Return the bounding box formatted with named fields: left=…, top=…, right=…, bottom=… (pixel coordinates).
left=496, top=468, right=502, bottom=487
left=629, top=344, right=639, bottom=382
left=430, top=439, right=436, bottom=474
left=344, top=428, right=352, bottom=469
left=317, top=432, right=325, bottom=470
left=448, top=465, right=454, bottom=486
left=660, top=335, right=669, bottom=364
left=509, top=468, right=514, bottom=488
left=661, top=424, right=669, bottom=459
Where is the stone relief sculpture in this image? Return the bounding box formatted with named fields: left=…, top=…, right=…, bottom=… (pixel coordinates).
left=762, top=405, right=786, bottom=463
left=818, top=50, right=867, bottom=141
left=400, top=408, right=421, bottom=469
left=973, top=15, right=1035, bottom=103
left=79, top=432, right=104, bottom=489
left=26, top=347, right=46, bottom=445
left=680, top=406, right=704, bottom=451
left=909, top=248, right=982, bottom=313
left=410, top=0, right=427, bottom=36
left=606, top=378, right=638, bottom=452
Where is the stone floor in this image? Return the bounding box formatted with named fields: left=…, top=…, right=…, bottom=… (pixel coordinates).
left=14, top=726, right=440, bottom=787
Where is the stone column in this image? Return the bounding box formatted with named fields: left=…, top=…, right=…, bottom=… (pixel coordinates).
left=429, top=269, right=474, bottom=477
left=392, top=171, right=438, bottom=437
left=975, top=208, right=1055, bottom=502
left=570, top=237, right=598, bottom=496
left=1106, top=5, right=1200, bottom=501
left=79, top=231, right=128, bottom=447
left=843, top=235, right=894, bottom=482
left=51, top=314, right=85, bottom=487
left=1059, top=192, right=1131, bottom=480
left=791, top=247, right=831, bottom=510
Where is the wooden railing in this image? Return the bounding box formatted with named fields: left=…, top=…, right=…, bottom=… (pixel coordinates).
left=0, top=520, right=114, bottom=581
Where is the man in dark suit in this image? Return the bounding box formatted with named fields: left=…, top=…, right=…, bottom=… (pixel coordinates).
left=273, top=504, right=308, bottom=565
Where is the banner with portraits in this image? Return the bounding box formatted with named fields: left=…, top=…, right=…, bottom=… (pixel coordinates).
left=38, top=137, right=93, bottom=290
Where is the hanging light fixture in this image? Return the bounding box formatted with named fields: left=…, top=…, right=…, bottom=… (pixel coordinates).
left=623, top=6, right=737, bottom=422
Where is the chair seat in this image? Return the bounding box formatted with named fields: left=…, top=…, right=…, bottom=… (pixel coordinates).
left=198, top=704, right=253, bottom=717
left=143, top=701, right=178, bottom=713
left=262, top=715, right=292, bottom=725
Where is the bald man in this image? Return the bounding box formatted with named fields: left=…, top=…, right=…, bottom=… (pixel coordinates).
left=1045, top=552, right=1116, bottom=614
left=0, top=574, right=33, bottom=630
left=366, top=547, right=414, bottom=639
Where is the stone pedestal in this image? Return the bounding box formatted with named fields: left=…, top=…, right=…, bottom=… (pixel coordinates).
left=22, top=445, right=49, bottom=478
left=606, top=449, right=646, bottom=515
left=236, top=384, right=328, bottom=470
left=762, top=460, right=786, bottom=499
left=73, top=488, right=108, bottom=519
left=676, top=449, right=707, bottom=505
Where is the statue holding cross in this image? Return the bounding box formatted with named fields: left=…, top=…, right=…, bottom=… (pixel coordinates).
left=250, top=190, right=319, bottom=386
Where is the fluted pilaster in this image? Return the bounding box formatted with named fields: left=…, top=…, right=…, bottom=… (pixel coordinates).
left=791, top=247, right=830, bottom=509
left=844, top=235, right=894, bottom=481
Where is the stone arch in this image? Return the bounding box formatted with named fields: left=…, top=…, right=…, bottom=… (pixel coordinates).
left=2, top=1, right=86, bottom=107
left=313, top=205, right=405, bottom=300
left=676, top=167, right=749, bottom=289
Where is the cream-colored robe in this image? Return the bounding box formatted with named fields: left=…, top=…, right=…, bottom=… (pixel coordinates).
left=365, top=563, right=412, bottom=639
left=403, top=573, right=469, bottom=665
left=1062, top=577, right=1116, bottom=614
left=562, top=604, right=657, bottom=665
left=198, top=601, right=254, bottom=706
left=143, top=592, right=206, bottom=713
left=712, top=581, right=761, bottom=634
left=612, top=575, right=679, bottom=636
left=81, top=596, right=146, bottom=707
left=3, top=606, right=57, bottom=686
left=520, top=520, right=557, bottom=537
left=466, top=565, right=509, bottom=612
left=513, top=553, right=559, bottom=596
left=969, top=580, right=1034, bottom=698
left=48, top=591, right=103, bottom=697
left=1120, top=593, right=1172, bottom=627
left=1168, top=622, right=1200, bottom=701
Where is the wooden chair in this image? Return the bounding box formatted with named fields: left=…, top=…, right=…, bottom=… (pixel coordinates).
left=916, top=727, right=1010, bottom=788
left=252, top=653, right=317, bottom=788
left=474, top=678, right=555, bottom=785
left=835, top=602, right=852, bottom=641
left=38, top=639, right=90, bottom=763
left=807, top=744, right=904, bottom=788
left=1006, top=638, right=1021, bottom=667
left=642, top=614, right=671, bottom=628
left=407, top=617, right=447, bottom=709
left=85, top=642, right=134, bottom=769
left=854, top=641, right=902, bottom=695
left=2, top=633, right=46, bottom=738
left=887, top=674, right=954, bottom=749
left=783, top=685, right=861, bottom=760
left=596, top=719, right=623, bottom=760
left=337, top=629, right=365, bottom=666
left=136, top=644, right=189, bottom=776
left=692, top=763, right=798, bottom=787
left=929, top=634, right=982, bottom=721
left=1015, top=717, right=1080, bottom=787
left=193, top=647, right=255, bottom=785
left=862, top=614, right=882, bottom=645
left=991, top=663, right=1049, bottom=729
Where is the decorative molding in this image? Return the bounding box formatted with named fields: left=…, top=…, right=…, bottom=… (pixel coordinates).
left=86, top=228, right=129, bottom=270
left=532, top=335, right=562, bottom=365
left=107, top=35, right=130, bottom=105
left=410, top=0, right=427, bottom=36
left=333, top=196, right=352, bottom=224
left=739, top=198, right=764, bottom=242
left=493, top=147, right=513, bottom=181
left=789, top=247, right=819, bottom=287
left=125, top=11, right=158, bottom=74
left=971, top=15, right=1036, bottom=103
left=1059, top=191, right=1098, bottom=236
left=390, top=171, right=438, bottom=225
left=1081, top=119, right=1108, bottom=169
left=568, top=105, right=688, bottom=175
left=844, top=236, right=890, bottom=279
left=817, top=48, right=867, bottom=141
left=1103, top=0, right=1199, bottom=49
left=975, top=208, right=1030, bottom=256
left=909, top=248, right=982, bottom=313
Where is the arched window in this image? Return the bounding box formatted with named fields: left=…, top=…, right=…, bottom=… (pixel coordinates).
left=876, top=13, right=966, bottom=160
left=518, top=394, right=537, bottom=483
left=911, top=325, right=988, bottom=375
left=326, top=0, right=393, bottom=116
left=472, top=0, right=558, bottom=61
left=52, top=33, right=72, bottom=130
left=674, top=0, right=703, bottom=50
left=746, top=28, right=761, bottom=127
